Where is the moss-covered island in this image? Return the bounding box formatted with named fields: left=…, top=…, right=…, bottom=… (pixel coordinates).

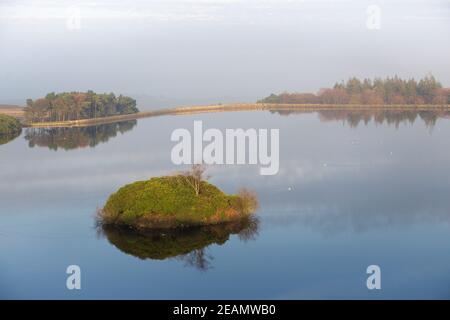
left=98, top=167, right=259, bottom=230
left=0, top=114, right=22, bottom=145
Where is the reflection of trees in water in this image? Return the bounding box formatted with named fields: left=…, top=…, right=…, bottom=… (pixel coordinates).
left=178, top=248, right=214, bottom=271
left=271, top=109, right=450, bottom=129
left=24, top=120, right=137, bottom=150
left=99, top=217, right=259, bottom=271
left=0, top=130, right=21, bottom=146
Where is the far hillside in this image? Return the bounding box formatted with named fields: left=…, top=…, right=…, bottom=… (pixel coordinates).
left=259, top=75, right=450, bottom=105
left=0, top=105, right=24, bottom=119
left=0, top=104, right=22, bottom=108
left=24, top=91, right=139, bottom=123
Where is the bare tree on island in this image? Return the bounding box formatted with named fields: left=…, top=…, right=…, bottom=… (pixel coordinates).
left=177, top=165, right=259, bottom=216
left=179, top=164, right=210, bottom=196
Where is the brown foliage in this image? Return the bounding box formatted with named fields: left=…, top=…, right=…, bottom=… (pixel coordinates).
left=236, top=188, right=260, bottom=215
left=258, top=75, right=448, bottom=106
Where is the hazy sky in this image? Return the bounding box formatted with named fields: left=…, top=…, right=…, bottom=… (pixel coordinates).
left=0, top=0, right=449, bottom=105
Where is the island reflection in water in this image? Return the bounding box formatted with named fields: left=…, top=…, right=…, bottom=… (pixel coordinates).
left=24, top=120, right=137, bottom=150
left=271, top=109, right=450, bottom=128
left=98, top=216, right=260, bottom=271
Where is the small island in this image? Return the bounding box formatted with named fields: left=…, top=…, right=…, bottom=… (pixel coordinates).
left=24, top=91, right=139, bottom=123
left=98, top=166, right=259, bottom=229
left=0, top=114, right=22, bottom=145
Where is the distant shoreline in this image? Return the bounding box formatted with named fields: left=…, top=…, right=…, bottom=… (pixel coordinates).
left=0, top=105, right=24, bottom=119
left=1, top=103, right=450, bottom=128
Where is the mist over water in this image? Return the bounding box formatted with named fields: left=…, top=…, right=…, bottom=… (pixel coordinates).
left=1, top=0, right=449, bottom=106
left=2, top=110, right=450, bottom=298
left=1, top=0, right=450, bottom=301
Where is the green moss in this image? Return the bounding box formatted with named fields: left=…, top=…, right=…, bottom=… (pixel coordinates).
left=100, top=175, right=256, bottom=229
left=0, top=114, right=22, bottom=145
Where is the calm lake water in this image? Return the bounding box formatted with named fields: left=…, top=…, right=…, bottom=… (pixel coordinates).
left=2, top=109, right=450, bottom=299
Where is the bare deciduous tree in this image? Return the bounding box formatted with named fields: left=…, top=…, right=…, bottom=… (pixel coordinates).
left=179, top=164, right=209, bottom=196
left=237, top=187, right=259, bottom=215
left=180, top=248, right=213, bottom=271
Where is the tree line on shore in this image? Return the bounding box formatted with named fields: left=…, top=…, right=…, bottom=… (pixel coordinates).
left=24, top=91, right=139, bottom=122
left=259, top=75, right=450, bottom=105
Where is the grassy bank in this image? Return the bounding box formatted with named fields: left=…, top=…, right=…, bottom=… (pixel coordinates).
left=0, top=114, right=22, bottom=135
left=0, top=114, right=22, bottom=145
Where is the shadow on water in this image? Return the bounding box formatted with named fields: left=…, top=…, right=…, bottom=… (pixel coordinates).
left=24, top=120, right=137, bottom=150
left=98, top=216, right=260, bottom=271
left=271, top=109, right=450, bottom=129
